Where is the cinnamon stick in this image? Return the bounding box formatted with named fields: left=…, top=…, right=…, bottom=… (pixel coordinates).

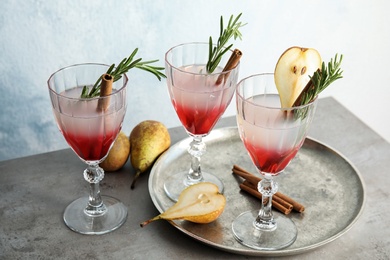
left=215, top=48, right=242, bottom=85
left=242, top=180, right=293, bottom=212
left=97, top=73, right=113, bottom=111
left=240, top=181, right=293, bottom=215
left=232, top=165, right=305, bottom=213
left=275, top=189, right=305, bottom=213
left=232, top=166, right=261, bottom=185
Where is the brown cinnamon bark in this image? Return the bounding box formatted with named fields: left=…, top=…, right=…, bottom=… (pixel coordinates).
left=241, top=181, right=293, bottom=214
left=234, top=169, right=294, bottom=213
left=97, top=74, right=113, bottom=111
left=232, top=165, right=305, bottom=213
left=232, top=167, right=261, bottom=185
left=275, top=189, right=305, bottom=213
left=239, top=182, right=292, bottom=215
left=215, top=49, right=242, bottom=85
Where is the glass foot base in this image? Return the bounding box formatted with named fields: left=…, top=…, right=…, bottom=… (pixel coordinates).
left=63, top=195, right=127, bottom=235
left=232, top=210, right=297, bottom=251
left=163, top=171, right=224, bottom=202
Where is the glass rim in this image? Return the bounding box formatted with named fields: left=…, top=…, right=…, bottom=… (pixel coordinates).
left=47, top=63, right=128, bottom=101
left=236, top=73, right=317, bottom=111
left=165, top=42, right=240, bottom=76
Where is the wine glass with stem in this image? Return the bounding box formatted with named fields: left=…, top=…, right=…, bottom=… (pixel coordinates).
left=163, top=42, right=240, bottom=201
left=48, top=63, right=128, bottom=235
left=232, top=73, right=317, bottom=250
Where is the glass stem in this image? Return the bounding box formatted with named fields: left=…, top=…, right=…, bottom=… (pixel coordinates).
left=254, top=175, right=278, bottom=231
left=186, top=136, right=206, bottom=185
left=83, top=164, right=107, bottom=216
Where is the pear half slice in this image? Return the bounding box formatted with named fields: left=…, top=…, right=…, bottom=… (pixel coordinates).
left=141, top=182, right=226, bottom=227
left=274, top=46, right=322, bottom=108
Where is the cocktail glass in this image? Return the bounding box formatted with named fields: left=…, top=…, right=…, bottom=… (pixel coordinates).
left=48, top=63, right=128, bottom=235
left=164, top=42, right=240, bottom=201
left=232, top=73, right=317, bottom=250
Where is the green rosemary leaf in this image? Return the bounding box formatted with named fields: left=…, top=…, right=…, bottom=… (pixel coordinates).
left=81, top=48, right=166, bottom=98
left=81, top=86, right=89, bottom=98
left=106, top=64, right=115, bottom=75
left=206, top=13, right=246, bottom=73
left=300, top=54, right=343, bottom=106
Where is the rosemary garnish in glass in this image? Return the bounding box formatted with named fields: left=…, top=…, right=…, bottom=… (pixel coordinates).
left=295, top=54, right=344, bottom=106
left=81, top=48, right=166, bottom=98
left=293, top=54, right=343, bottom=119
left=206, top=13, right=246, bottom=73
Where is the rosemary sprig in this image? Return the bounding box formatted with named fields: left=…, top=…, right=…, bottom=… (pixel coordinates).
left=298, top=54, right=344, bottom=106
left=206, top=13, right=246, bottom=73
left=293, top=54, right=343, bottom=120
left=81, top=48, right=166, bottom=98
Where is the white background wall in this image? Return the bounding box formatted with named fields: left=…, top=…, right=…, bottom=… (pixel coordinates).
left=0, top=0, right=389, bottom=161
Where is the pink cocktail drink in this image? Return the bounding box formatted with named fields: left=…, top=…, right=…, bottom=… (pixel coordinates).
left=243, top=142, right=301, bottom=174
left=237, top=94, right=307, bottom=175
left=62, top=129, right=119, bottom=161
left=168, top=65, right=234, bottom=136
left=48, top=63, right=128, bottom=235
left=174, top=104, right=224, bottom=135
left=164, top=43, right=240, bottom=201
left=53, top=86, right=125, bottom=163
left=232, top=73, right=317, bottom=250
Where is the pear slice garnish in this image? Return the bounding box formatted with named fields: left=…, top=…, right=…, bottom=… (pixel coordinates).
left=140, top=182, right=226, bottom=227
left=274, top=46, right=322, bottom=108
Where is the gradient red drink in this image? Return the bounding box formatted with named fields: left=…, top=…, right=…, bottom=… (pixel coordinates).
left=52, top=86, right=125, bottom=162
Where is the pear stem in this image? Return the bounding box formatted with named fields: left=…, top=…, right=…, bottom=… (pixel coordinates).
left=140, top=215, right=161, bottom=227
left=131, top=170, right=141, bottom=189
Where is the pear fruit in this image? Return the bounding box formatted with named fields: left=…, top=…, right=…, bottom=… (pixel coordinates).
left=140, top=182, right=226, bottom=227
left=99, top=131, right=130, bottom=172
left=130, top=120, right=171, bottom=189
left=274, top=46, right=322, bottom=107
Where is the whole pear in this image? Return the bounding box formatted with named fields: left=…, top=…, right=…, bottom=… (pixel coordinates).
left=130, top=120, right=171, bottom=189
left=140, top=182, right=226, bottom=227
left=99, top=131, right=130, bottom=172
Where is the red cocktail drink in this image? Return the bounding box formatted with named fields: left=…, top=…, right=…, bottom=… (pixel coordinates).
left=232, top=73, right=317, bottom=250
left=164, top=43, right=240, bottom=201
left=48, top=64, right=128, bottom=235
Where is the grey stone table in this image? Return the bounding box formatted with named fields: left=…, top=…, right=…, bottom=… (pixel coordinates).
left=1, top=97, right=389, bottom=259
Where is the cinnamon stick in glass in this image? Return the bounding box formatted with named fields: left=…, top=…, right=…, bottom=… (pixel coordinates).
left=215, top=49, right=242, bottom=85
left=97, top=73, right=113, bottom=111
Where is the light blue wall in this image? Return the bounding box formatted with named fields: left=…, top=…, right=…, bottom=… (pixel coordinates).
left=1, top=0, right=389, bottom=161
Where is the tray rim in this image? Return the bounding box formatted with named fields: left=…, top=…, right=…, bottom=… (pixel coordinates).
left=148, top=126, right=366, bottom=257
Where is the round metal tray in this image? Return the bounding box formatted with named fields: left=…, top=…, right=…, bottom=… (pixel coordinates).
left=148, top=127, right=365, bottom=256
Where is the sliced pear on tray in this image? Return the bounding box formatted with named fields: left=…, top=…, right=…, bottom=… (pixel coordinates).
left=140, top=182, right=226, bottom=227
left=274, top=46, right=322, bottom=107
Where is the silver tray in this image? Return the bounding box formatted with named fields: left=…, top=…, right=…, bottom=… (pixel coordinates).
left=148, top=127, right=365, bottom=257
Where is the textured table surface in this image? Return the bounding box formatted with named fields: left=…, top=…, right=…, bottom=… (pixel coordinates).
left=0, top=97, right=389, bottom=260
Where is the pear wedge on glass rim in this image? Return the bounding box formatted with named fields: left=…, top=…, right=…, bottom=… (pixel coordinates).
left=140, top=182, right=226, bottom=227
left=274, top=46, right=322, bottom=108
